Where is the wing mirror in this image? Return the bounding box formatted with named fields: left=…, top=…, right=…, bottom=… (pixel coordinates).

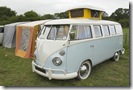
left=69, top=32, right=75, bottom=40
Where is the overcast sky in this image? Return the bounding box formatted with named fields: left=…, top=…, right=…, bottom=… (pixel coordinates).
left=0, top=0, right=129, bottom=16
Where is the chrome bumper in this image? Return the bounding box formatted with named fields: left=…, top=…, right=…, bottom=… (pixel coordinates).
left=121, top=48, right=125, bottom=54
left=32, top=61, right=77, bottom=80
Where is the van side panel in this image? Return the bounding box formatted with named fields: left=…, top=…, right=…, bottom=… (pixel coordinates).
left=93, top=35, right=123, bottom=64
left=67, top=35, right=123, bottom=73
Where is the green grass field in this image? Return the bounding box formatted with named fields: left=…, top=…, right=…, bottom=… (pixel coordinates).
left=0, top=28, right=129, bottom=86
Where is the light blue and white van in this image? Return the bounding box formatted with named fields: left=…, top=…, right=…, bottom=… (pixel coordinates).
left=32, top=19, right=125, bottom=80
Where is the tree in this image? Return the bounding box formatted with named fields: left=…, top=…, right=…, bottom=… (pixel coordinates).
left=59, top=12, right=68, bottom=19
left=42, top=14, right=54, bottom=19
left=102, top=11, right=109, bottom=17
left=106, top=8, right=129, bottom=27
left=24, top=10, right=39, bottom=21
left=0, top=6, right=16, bottom=20
left=54, top=12, right=68, bottom=19
left=16, top=15, right=25, bottom=21
left=102, top=11, right=110, bottom=20
left=110, top=8, right=129, bottom=21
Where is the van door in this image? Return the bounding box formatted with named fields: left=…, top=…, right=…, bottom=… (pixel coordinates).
left=66, top=25, right=94, bottom=73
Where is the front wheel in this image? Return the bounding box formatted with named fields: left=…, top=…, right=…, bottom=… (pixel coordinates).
left=77, top=61, right=92, bottom=80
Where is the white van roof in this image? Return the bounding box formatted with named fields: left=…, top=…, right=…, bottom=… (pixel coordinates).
left=44, top=19, right=119, bottom=25
left=66, top=5, right=104, bottom=11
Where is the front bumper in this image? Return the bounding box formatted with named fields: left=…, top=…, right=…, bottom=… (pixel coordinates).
left=32, top=61, right=78, bottom=80
left=121, top=48, right=125, bottom=54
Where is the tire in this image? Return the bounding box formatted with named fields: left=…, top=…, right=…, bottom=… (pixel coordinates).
left=113, top=52, right=120, bottom=61
left=77, top=61, right=92, bottom=80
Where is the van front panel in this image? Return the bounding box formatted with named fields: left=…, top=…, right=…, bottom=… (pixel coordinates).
left=34, top=25, right=70, bottom=74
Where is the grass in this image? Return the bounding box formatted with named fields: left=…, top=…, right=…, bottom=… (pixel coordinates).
left=0, top=28, right=129, bottom=87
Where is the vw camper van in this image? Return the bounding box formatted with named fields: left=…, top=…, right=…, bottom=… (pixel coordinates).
left=32, top=19, right=125, bottom=80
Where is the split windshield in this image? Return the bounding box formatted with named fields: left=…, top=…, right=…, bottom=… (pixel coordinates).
left=39, top=25, right=70, bottom=40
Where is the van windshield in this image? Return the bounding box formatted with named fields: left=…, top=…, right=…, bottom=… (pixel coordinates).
left=47, top=25, right=70, bottom=40
left=38, top=26, right=51, bottom=38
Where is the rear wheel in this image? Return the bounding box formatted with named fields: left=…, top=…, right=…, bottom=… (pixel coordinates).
left=113, top=52, right=120, bottom=61
left=77, top=61, right=92, bottom=80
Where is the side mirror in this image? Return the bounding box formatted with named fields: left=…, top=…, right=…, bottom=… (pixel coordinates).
left=69, top=32, right=75, bottom=40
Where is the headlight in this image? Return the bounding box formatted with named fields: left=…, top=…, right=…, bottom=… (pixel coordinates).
left=52, top=57, right=62, bottom=66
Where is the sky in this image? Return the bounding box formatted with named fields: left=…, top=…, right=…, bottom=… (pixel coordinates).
left=0, top=0, right=129, bottom=16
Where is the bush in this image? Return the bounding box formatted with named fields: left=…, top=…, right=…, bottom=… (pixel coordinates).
left=118, top=19, right=129, bottom=28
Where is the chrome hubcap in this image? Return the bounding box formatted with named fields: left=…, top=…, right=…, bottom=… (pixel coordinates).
left=114, top=53, right=119, bottom=61
left=80, top=64, right=89, bottom=77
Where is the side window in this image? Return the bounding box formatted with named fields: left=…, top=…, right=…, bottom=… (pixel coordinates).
left=115, top=25, right=123, bottom=34
left=71, top=25, right=78, bottom=39
left=71, top=9, right=84, bottom=18
left=91, top=10, right=100, bottom=18
left=84, top=26, right=92, bottom=38
left=109, top=25, right=116, bottom=35
left=71, top=25, right=92, bottom=40
left=102, top=25, right=110, bottom=36
left=93, top=25, right=102, bottom=38
left=77, top=26, right=85, bottom=39
left=56, top=26, right=69, bottom=40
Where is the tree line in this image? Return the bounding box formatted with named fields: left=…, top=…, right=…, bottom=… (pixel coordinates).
left=0, top=6, right=68, bottom=25
left=103, top=8, right=129, bottom=28
left=0, top=6, right=129, bottom=27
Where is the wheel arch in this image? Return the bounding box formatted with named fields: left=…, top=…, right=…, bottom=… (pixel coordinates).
left=84, top=59, right=93, bottom=67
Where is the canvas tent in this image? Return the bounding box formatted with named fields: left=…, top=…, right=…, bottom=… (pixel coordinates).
left=66, top=5, right=104, bottom=20
left=2, top=22, right=27, bottom=48
left=15, top=20, right=50, bottom=58
left=0, top=26, right=4, bottom=45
